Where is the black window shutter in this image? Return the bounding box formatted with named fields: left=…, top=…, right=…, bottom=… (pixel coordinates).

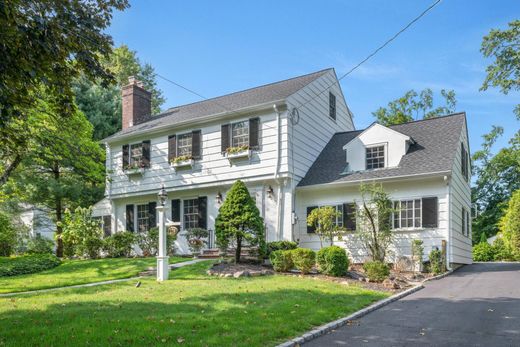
left=343, top=203, right=356, bottom=231
left=192, top=130, right=202, bottom=159
left=198, top=196, right=207, bottom=229
left=142, top=140, right=151, bottom=168
left=307, top=206, right=318, bottom=233
left=102, top=215, right=111, bottom=237
left=422, top=197, right=438, bottom=228
left=171, top=199, right=181, bottom=223
left=249, top=118, right=260, bottom=150
left=126, top=204, right=135, bottom=232
left=122, top=144, right=129, bottom=169
left=221, top=124, right=230, bottom=153
left=168, top=135, right=176, bottom=161
left=148, top=202, right=157, bottom=229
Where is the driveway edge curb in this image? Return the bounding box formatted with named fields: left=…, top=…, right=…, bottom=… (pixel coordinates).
left=276, top=284, right=424, bottom=347
left=422, top=269, right=454, bottom=283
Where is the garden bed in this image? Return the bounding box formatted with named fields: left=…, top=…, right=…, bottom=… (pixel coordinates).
left=206, top=260, right=274, bottom=277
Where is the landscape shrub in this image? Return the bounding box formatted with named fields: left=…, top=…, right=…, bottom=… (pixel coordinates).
left=137, top=227, right=178, bottom=256
left=428, top=248, right=444, bottom=274
left=266, top=241, right=298, bottom=257
left=363, top=261, right=390, bottom=282
left=0, top=212, right=17, bottom=257
left=269, top=250, right=293, bottom=272
left=26, top=235, right=54, bottom=254
left=103, top=232, right=135, bottom=258
left=61, top=207, right=104, bottom=259
left=316, top=246, right=349, bottom=277
left=291, top=248, right=316, bottom=274
left=472, top=242, right=496, bottom=262
left=0, top=254, right=61, bottom=277
left=492, top=237, right=515, bottom=261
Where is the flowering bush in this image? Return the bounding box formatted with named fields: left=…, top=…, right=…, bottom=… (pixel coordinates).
left=170, top=155, right=193, bottom=165
left=185, top=228, right=209, bottom=255
left=226, top=145, right=249, bottom=155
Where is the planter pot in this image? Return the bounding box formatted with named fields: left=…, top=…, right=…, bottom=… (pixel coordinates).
left=226, top=149, right=251, bottom=161
left=125, top=167, right=145, bottom=176
left=171, top=159, right=194, bottom=170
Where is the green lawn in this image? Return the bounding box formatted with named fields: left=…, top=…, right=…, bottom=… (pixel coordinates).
left=0, top=256, right=187, bottom=294
left=0, top=261, right=389, bottom=346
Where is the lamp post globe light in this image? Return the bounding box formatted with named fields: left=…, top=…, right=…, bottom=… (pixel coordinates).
left=156, top=185, right=169, bottom=281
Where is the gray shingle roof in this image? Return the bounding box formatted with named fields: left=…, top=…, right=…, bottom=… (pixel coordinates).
left=298, top=113, right=466, bottom=187
left=105, top=68, right=332, bottom=142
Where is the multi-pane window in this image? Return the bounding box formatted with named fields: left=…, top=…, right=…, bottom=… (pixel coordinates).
left=322, top=205, right=344, bottom=227
left=183, top=198, right=199, bottom=230
left=329, top=92, right=336, bottom=120
left=393, top=199, right=422, bottom=229
left=462, top=207, right=470, bottom=236
left=177, top=133, right=193, bottom=157
left=231, top=121, right=249, bottom=147
left=366, top=145, right=385, bottom=169
left=130, top=143, right=143, bottom=167
left=137, top=204, right=149, bottom=232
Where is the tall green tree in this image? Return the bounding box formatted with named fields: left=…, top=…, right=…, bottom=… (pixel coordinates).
left=0, top=0, right=128, bottom=185
left=499, top=189, right=520, bottom=259
left=472, top=127, right=520, bottom=243
left=215, top=180, right=264, bottom=263
left=372, top=88, right=457, bottom=126
left=481, top=19, right=520, bottom=120
left=73, top=45, right=166, bottom=140
left=3, top=98, right=105, bottom=257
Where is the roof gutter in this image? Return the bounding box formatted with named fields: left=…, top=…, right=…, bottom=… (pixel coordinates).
left=296, top=170, right=452, bottom=191
left=103, top=98, right=286, bottom=145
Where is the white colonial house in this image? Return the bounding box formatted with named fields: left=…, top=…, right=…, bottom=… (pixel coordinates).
left=95, top=68, right=472, bottom=268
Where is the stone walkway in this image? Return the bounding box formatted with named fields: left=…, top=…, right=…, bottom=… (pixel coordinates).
left=0, top=258, right=207, bottom=298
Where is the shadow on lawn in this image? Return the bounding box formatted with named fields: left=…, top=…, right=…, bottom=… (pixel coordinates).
left=0, top=285, right=386, bottom=346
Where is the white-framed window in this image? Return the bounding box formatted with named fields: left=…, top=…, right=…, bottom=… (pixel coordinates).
left=130, top=143, right=144, bottom=167
left=137, top=204, right=149, bottom=232
left=321, top=205, right=344, bottom=227
left=393, top=199, right=422, bottom=229
left=231, top=120, right=249, bottom=147
left=366, top=145, right=385, bottom=169
left=183, top=198, right=199, bottom=230
left=462, top=207, right=471, bottom=236
left=177, top=133, right=193, bottom=157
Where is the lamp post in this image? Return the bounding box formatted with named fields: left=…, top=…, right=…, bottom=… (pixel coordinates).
left=157, top=185, right=169, bottom=281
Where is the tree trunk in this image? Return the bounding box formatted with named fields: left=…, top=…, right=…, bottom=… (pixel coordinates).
left=0, top=153, right=22, bottom=187
left=235, top=235, right=242, bottom=263
left=53, top=163, right=63, bottom=257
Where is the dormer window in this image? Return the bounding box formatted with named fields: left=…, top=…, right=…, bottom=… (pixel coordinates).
left=366, top=145, right=385, bottom=169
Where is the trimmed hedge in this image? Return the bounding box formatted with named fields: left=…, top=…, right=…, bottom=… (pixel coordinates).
left=291, top=248, right=316, bottom=274
left=270, top=250, right=293, bottom=272
left=363, top=261, right=389, bottom=282
left=472, top=242, right=495, bottom=262
left=0, top=254, right=61, bottom=277
left=266, top=241, right=298, bottom=256
left=317, top=246, right=349, bottom=277
left=103, top=232, right=135, bottom=258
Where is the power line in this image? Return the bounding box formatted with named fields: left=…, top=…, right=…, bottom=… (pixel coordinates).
left=292, top=0, right=442, bottom=111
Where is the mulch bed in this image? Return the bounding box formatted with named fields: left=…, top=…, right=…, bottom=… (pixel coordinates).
left=207, top=261, right=274, bottom=278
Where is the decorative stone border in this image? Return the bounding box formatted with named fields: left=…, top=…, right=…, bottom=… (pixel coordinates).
left=276, top=285, right=424, bottom=347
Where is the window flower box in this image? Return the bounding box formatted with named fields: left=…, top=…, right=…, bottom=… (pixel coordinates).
left=124, top=164, right=145, bottom=176
left=170, top=156, right=194, bottom=170
left=225, top=145, right=251, bottom=160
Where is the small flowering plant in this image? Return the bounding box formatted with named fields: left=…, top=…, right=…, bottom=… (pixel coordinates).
left=185, top=227, right=209, bottom=255
left=226, top=145, right=249, bottom=155
left=170, top=155, right=193, bottom=165
left=124, top=161, right=145, bottom=170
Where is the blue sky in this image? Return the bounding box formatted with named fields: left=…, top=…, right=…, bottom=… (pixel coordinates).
left=107, top=0, right=519, bottom=153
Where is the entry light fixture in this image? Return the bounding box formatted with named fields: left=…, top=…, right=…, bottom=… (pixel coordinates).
left=267, top=186, right=274, bottom=199
left=158, top=184, right=168, bottom=206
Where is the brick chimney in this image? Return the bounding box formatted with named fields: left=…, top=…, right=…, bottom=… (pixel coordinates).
left=122, top=76, right=152, bottom=129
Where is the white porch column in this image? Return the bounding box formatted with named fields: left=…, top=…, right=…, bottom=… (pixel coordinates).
left=156, top=204, right=169, bottom=281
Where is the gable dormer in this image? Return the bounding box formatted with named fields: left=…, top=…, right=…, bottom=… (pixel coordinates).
left=342, top=123, right=413, bottom=172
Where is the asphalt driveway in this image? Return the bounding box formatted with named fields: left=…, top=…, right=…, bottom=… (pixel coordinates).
left=306, top=262, right=520, bottom=347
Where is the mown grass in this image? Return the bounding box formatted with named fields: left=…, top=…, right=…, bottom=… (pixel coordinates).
left=0, top=256, right=187, bottom=294
left=0, top=261, right=389, bottom=346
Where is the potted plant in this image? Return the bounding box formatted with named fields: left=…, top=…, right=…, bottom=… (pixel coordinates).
left=124, top=162, right=145, bottom=175
left=185, top=227, right=209, bottom=257
left=170, top=155, right=194, bottom=169
left=225, top=145, right=251, bottom=160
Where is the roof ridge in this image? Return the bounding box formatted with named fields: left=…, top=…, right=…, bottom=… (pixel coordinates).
left=387, top=112, right=466, bottom=127
left=158, top=68, right=333, bottom=117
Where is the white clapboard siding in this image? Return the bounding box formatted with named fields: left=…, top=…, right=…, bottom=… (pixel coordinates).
left=295, top=178, right=450, bottom=264
left=107, top=109, right=289, bottom=197
left=449, top=118, right=473, bottom=264
left=286, top=70, right=355, bottom=182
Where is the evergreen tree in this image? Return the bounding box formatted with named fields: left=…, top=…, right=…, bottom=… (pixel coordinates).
left=215, top=180, right=264, bottom=263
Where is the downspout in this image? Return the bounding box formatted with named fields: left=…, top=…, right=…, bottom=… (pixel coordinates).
left=445, top=175, right=452, bottom=270
left=273, top=104, right=283, bottom=240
